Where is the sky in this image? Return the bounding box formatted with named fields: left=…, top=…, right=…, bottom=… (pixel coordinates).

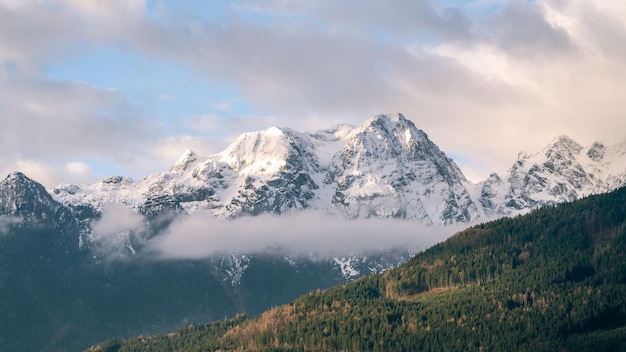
left=2, top=0, right=626, bottom=188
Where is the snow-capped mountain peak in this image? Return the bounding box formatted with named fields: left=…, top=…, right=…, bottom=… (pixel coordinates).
left=1, top=172, right=56, bottom=216
left=542, top=135, right=583, bottom=166
left=217, top=126, right=319, bottom=176
left=0, top=172, right=75, bottom=229
left=170, top=149, right=200, bottom=173
left=586, top=142, right=606, bottom=162
left=30, top=113, right=626, bottom=226
left=477, top=135, right=626, bottom=218
left=325, top=113, right=476, bottom=223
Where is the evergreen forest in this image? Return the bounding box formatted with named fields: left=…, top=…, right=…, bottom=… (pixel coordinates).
left=91, top=186, right=626, bottom=351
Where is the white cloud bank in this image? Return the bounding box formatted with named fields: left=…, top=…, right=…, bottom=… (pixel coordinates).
left=89, top=203, right=148, bottom=259
left=85, top=206, right=460, bottom=261
left=0, top=215, right=21, bottom=235
left=146, top=211, right=461, bottom=260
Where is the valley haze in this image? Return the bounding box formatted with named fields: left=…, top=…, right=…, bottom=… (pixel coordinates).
left=148, top=212, right=457, bottom=260
left=88, top=195, right=457, bottom=261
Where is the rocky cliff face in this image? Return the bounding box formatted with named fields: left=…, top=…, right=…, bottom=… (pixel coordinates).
left=478, top=135, right=626, bottom=217
left=48, top=113, right=485, bottom=225
left=0, top=171, right=75, bottom=229
left=325, top=114, right=478, bottom=224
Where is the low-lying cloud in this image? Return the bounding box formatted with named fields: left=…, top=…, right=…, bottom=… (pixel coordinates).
left=146, top=211, right=461, bottom=260
left=89, top=203, right=148, bottom=259
left=0, top=215, right=21, bottom=235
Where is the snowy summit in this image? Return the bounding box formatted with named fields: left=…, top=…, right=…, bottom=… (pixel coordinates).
left=44, top=113, right=626, bottom=225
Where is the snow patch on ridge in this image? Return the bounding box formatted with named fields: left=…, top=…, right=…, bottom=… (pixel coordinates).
left=219, top=254, right=250, bottom=287
left=333, top=257, right=360, bottom=279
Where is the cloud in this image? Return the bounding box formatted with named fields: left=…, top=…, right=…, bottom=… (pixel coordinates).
left=0, top=158, right=99, bottom=188
left=84, top=204, right=459, bottom=261
left=2, top=0, right=626, bottom=186
left=148, top=211, right=460, bottom=260
left=0, top=75, right=157, bottom=186
left=0, top=77, right=152, bottom=153
left=91, top=203, right=146, bottom=236
left=0, top=215, right=21, bottom=235
left=0, top=0, right=165, bottom=184
left=235, top=0, right=474, bottom=42
left=0, top=0, right=79, bottom=72
left=211, top=99, right=241, bottom=111
left=183, top=114, right=221, bottom=132
left=484, top=1, right=576, bottom=59
left=89, top=203, right=148, bottom=259
left=396, top=1, right=626, bottom=178
left=64, top=161, right=93, bottom=177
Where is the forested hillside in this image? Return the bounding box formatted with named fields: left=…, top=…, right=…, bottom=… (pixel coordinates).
left=92, top=186, right=626, bottom=351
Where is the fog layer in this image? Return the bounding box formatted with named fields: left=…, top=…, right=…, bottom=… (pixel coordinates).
left=145, top=211, right=461, bottom=260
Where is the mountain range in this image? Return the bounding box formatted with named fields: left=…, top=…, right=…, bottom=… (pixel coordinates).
left=44, top=112, right=626, bottom=225
left=5, top=112, right=626, bottom=279
left=2, top=112, right=626, bottom=351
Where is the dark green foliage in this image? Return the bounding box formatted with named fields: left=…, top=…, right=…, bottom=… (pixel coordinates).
left=88, top=316, right=250, bottom=352
left=0, top=227, right=237, bottom=352
left=101, top=187, right=626, bottom=351
left=0, top=226, right=345, bottom=351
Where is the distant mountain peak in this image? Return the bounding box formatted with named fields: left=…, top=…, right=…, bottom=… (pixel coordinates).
left=552, top=134, right=579, bottom=144
left=265, top=126, right=284, bottom=136
left=18, top=112, right=625, bottom=225
left=360, top=113, right=413, bottom=133
left=1, top=171, right=45, bottom=198
left=170, top=149, right=199, bottom=173
left=544, top=135, right=583, bottom=157
left=587, top=142, right=606, bottom=162
left=3, top=171, right=30, bottom=183
left=0, top=171, right=75, bottom=228
left=373, top=112, right=408, bottom=122
left=218, top=125, right=318, bottom=176
left=325, top=113, right=474, bottom=222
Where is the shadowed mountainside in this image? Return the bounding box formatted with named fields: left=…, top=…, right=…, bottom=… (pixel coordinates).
left=93, top=186, right=626, bottom=351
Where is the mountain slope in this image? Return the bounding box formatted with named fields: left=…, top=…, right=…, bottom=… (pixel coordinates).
left=0, top=171, right=75, bottom=228
left=0, top=173, right=407, bottom=352
left=479, top=135, right=626, bottom=217
left=325, top=114, right=478, bottom=223
left=0, top=171, right=81, bottom=252
left=95, top=186, right=626, bottom=351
